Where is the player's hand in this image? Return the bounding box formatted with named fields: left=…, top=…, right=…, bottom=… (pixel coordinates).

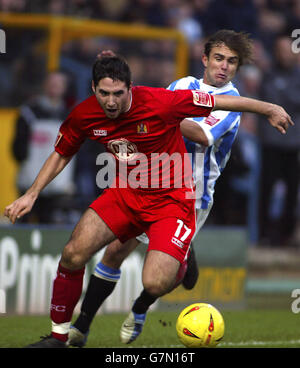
left=267, top=104, right=294, bottom=134
left=97, top=50, right=116, bottom=59
left=4, top=192, right=37, bottom=224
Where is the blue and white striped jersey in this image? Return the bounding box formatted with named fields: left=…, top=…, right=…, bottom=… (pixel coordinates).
left=168, top=76, right=241, bottom=210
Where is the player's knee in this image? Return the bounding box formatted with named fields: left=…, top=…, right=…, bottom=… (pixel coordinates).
left=61, top=242, right=87, bottom=270
left=142, top=274, right=171, bottom=297
left=142, top=251, right=180, bottom=296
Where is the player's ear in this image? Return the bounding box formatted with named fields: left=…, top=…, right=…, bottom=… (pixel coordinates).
left=92, top=80, right=96, bottom=93
left=202, top=53, right=208, bottom=68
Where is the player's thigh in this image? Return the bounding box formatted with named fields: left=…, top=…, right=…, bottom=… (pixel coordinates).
left=142, top=216, right=195, bottom=295
left=102, top=238, right=140, bottom=269
left=62, top=208, right=116, bottom=269
left=142, top=249, right=180, bottom=296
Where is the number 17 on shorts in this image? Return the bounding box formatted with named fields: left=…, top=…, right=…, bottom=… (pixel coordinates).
left=173, top=219, right=192, bottom=247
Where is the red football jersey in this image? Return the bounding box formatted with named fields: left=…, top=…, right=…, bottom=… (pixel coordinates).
left=55, top=86, right=214, bottom=191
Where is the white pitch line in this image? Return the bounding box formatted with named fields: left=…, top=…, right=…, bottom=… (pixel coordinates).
left=136, top=339, right=300, bottom=348
left=219, top=339, right=300, bottom=347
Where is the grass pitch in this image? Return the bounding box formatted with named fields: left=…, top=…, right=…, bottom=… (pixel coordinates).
left=0, top=308, right=300, bottom=348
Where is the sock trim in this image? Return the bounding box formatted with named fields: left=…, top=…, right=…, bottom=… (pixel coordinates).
left=52, top=321, right=71, bottom=335
left=58, top=263, right=85, bottom=278
left=94, top=262, right=121, bottom=282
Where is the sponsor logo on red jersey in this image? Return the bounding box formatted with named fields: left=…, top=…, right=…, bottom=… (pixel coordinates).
left=107, top=138, right=138, bottom=162
left=192, top=91, right=213, bottom=107
left=93, top=129, right=107, bottom=136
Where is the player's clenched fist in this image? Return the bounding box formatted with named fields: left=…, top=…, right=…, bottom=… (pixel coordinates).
left=4, top=192, right=37, bottom=224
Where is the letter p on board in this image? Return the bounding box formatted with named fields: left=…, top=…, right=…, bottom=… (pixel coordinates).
left=0, top=29, right=6, bottom=53
left=0, top=289, right=6, bottom=313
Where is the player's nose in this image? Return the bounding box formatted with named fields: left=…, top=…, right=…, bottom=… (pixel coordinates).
left=220, top=60, right=228, bottom=70
left=107, top=95, right=116, bottom=106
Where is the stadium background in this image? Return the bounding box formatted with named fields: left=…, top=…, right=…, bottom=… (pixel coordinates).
left=0, top=0, right=299, bottom=328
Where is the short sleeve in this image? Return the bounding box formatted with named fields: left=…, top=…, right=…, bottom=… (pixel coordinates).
left=54, top=110, right=85, bottom=157
left=157, top=88, right=215, bottom=125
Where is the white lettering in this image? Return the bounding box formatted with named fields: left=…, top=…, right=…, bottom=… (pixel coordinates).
left=95, top=152, right=197, bottom=190
left=291, top=29, right=300, bottom=53
left=0, top=237, right=19, bottom=291
left=291, top=289, right=300, bottom=313
left=105, top=352, right=139, bottom=366
left=0, top=29, right=6, bottom=53
left=0, top=232, right=151, bottom=315
left=0, top=289, right=6, bottom=313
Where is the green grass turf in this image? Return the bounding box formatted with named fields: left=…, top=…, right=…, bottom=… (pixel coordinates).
left=0, top=309, right=300, bottom=348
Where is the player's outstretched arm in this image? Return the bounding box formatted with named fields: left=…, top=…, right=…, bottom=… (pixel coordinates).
left=4, top=151, right=72, bottom=224
left=214, top=95, right=294, bottom=134
left=180, top=120, right=209, bottom=146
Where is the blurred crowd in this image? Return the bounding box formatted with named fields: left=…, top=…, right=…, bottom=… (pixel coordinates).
left=0, top=0, right=299, bottom=247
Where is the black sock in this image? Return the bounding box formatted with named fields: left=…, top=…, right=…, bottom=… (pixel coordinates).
left=74, top=274, right=117, bottom=333
left=132, top=289, right=158, bottom=314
